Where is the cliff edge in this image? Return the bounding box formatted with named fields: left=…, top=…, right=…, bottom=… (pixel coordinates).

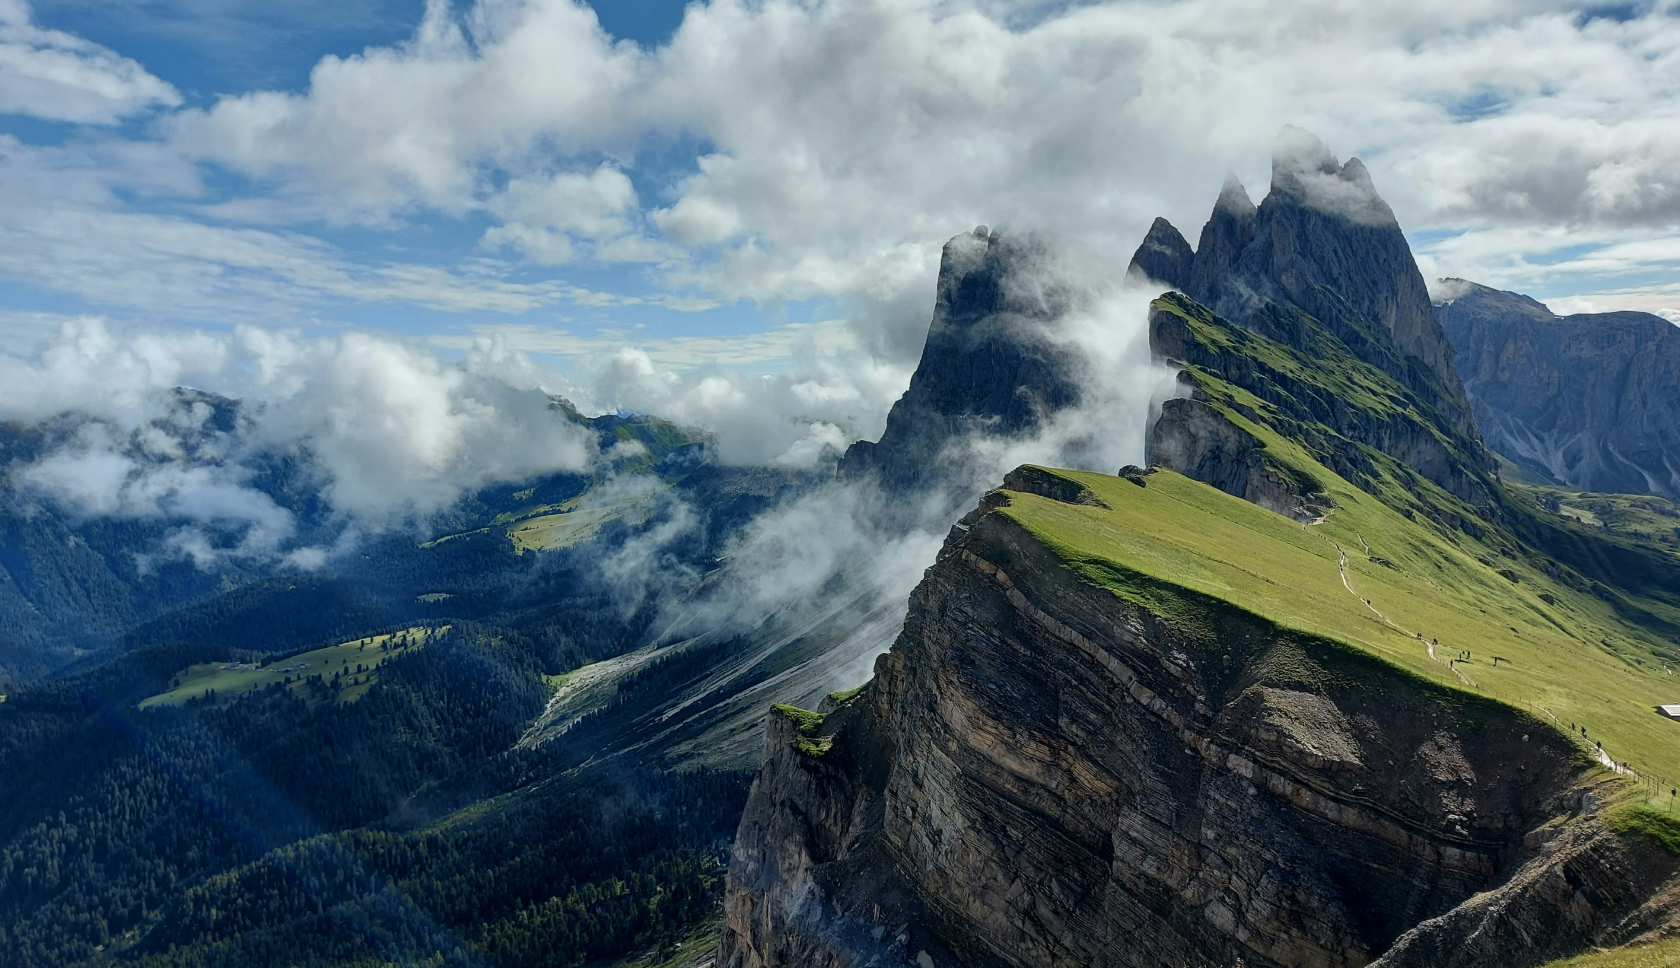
left=719, top=468, right=1680, bottom=967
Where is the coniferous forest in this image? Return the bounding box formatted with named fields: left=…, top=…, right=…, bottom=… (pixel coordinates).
left=0, top=619, right=752, bottom=968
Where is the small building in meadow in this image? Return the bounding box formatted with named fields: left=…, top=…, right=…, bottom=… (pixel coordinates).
left=1659, top=704, right=1680, bottom=721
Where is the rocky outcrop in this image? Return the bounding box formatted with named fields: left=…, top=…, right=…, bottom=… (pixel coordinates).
left=1373, top=809, right=1680, bottom=968
left=1147, top=294, right=1490, bottom=510
left=719, top=481, right=1666, bottom=968
left=1128, top=127, right=1478, bottom=444
left=839, top=227, right=1083, bottom=495
left=1127, top=217, right=1194, bottom=293
left=1147, top=392, right=1327, bottom=523
left=1434, top=279, right=1680, bottom=499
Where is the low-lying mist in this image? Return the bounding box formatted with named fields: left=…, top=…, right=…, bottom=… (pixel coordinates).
left=585, top=268, right=1180, bottom=697
left=0, top=247, right=1177, bottom=700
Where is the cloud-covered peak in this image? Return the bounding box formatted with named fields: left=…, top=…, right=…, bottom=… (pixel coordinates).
left=1269, top=125, right=1396, bottom=226
left=1214, top=172, right=1256, bottom=219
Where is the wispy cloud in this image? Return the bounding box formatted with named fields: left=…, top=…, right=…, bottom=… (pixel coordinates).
left=430, top=318, right=855, bottom=367
left=0, top=0, right=179, bottom=123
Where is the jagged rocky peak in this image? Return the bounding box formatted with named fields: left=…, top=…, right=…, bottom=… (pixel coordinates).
left=839, top=227, right=1083, bottom=493
left=1268, top=125, right=1397, bottom=227
left=1215, top=169, right=1258, bottom=218
left=1248, top=126, right=1454, bottom=390
left=1127, top=126, right=1478, bottom=441
left=925, top=224, right=1068, bottom=332
left=1187, top=172, right=1259, bottom=299
left=1125, top=216, right=1193, bottom=292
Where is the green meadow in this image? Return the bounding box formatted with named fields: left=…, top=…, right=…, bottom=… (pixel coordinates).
left=1001, top=466, right=1680, bottom=795
left=138, top=625, right=446, bottom=709
left=1542, top=939, right=1680, bottom=968
left=419, top=482, right=667, bottom=554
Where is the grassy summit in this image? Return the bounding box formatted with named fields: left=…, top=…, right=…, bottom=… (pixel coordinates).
left=1002, top=461, right=1680, bottom=794
left=139, top=625, right=444, bottom=708
left=1060, top=290, right=1680, bottom=794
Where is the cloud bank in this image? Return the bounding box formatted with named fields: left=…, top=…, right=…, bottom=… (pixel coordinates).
left=0, top=319, right=599, bottom=568
left=2, top=0, right=1679, bottom=571
left=0, top=0, right=179, bottom=123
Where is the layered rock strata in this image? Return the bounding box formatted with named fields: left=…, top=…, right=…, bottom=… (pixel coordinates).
left=1147, top=393, right=1328, bottom=523
left=719, top=480, right=1663, bottom=968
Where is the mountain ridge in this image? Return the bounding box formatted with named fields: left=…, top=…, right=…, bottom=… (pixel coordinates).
left=1128, top=127, right=1480, bottom=448
left=719, top=131, right=1680, bottom=968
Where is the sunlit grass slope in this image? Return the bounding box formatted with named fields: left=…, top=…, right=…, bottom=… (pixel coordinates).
left=1541, top=939, right=1680, bottom=968
left=1000, top=465, right=1680, bottom=791
left=138, top=625, right=444, bottom=708
left=1502, top=462, right=1680, bottom=561
left=505, top=484, right=666, bottom=553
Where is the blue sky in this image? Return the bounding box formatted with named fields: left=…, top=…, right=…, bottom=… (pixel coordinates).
left=0, top=0, right=1678, bottom=466
left=3, top=0, right=803, bottom=368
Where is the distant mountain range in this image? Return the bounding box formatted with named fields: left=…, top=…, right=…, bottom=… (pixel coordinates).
left=1434, top=278, right=1680, bottom=499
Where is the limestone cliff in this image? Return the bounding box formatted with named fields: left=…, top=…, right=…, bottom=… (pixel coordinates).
left=1434, top=278, right=1680, bottom=499
left=1147, top=392, right=1329, bottom=523
left=718, top=477, right=1676, bottom=968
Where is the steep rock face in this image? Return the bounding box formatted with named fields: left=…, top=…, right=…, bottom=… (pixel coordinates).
left=1126, top=217, right=1194, bottom=292
left=839, top=228, right=1082, bottom=493
left=1148, top=294, right=1490, bottom=510
left=1147, top=393, right=1327, bottom=522
left=718, top=485, right=1653, bottom=968
left=1434, top=279, right=1680, bottom=499
left=1187, top=173, right=1259, bottom=303
left=1128, top=128, right=1477, bottom=443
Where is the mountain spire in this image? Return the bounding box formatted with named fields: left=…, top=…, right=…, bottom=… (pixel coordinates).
left=1126, top=217, right=1194, bottom=290
left=1214, top=172, right=1256, bottom=219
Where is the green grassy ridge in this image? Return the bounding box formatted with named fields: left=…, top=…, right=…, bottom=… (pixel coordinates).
left=826, top=683, right=869, bottom=706
left=138, top=626, right=443, bottom=708
left=1607, top=802, right=1680, bottom=856
left=1159, top=293, right=1680, bottom=636
left=1154, top=286, right=1680, bottom=650
left=996, top=465, right=1680, bottom=789
left=1541, top=939, right=1680, bottom=967
left=771, top=704, right=833, bottom=756
left=1154, top=292, right=1422, bottom=427
left=1155, top=294, right=1493, bottom=528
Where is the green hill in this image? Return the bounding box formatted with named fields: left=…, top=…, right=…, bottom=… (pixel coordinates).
left=1004, top=465, right=1679, bottom=793
left=138, top=625, right=444, bottom=708
left=1542, top=939, right=1680, bottom=968
left=1129, top=290, right=1680, bottom=794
